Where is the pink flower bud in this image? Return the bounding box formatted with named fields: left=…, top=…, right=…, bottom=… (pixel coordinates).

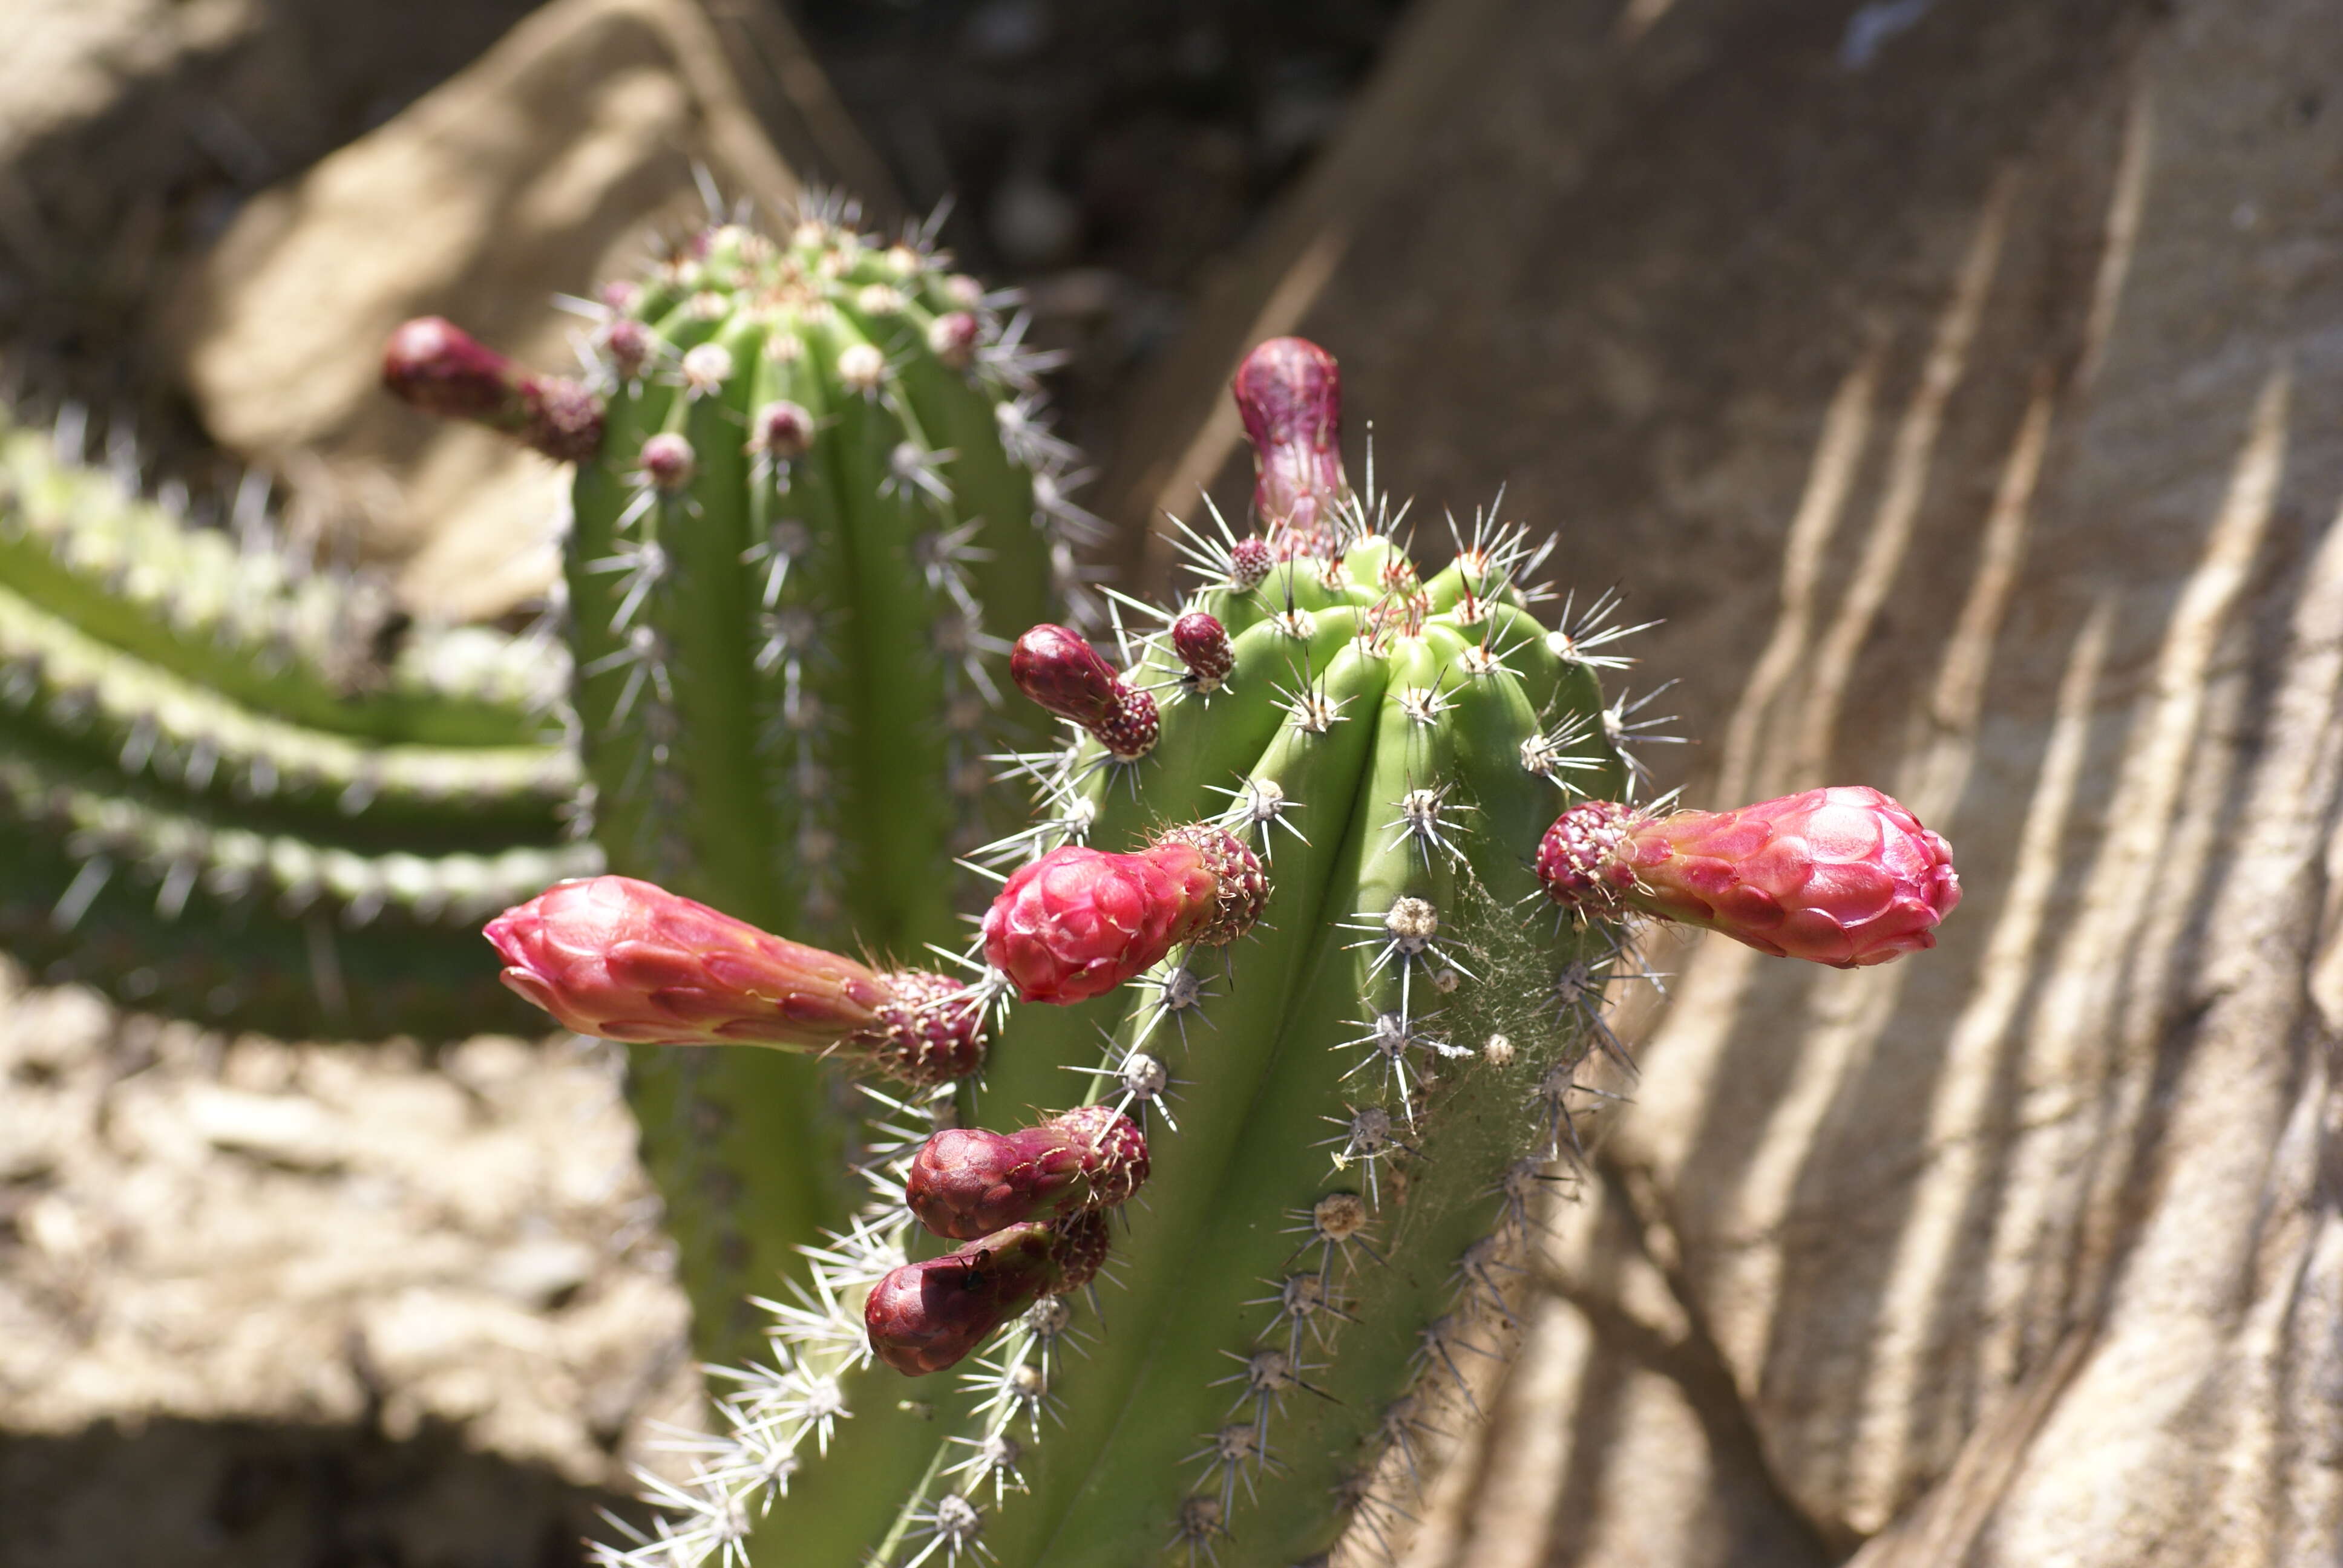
left=382, top=316, right=605, bottom=463
left=601, top=318, right=654, bottom=381
left=982, top=825, right=1265, bottom=1004
left=1537, top=787, right=1961, bottom=968
left=906, top=1104, right=1149, bottom=1240
left=865, top=1211, right=1110, bottom=1376
left=749, top=400, right=815, bottom=459
left=638, top=432, right=696, bottom=492
left=1231, top=336, right=1345, bottom=560
left=1010, top=624, right=1158, bottom=760
left=1171, top=611, right=1234, bottom=693
left=485, top=877, right=985, bottom=1082
left=1230, top=536, right=1274, bottom=590
left=928, top=310, right=983, bottom=369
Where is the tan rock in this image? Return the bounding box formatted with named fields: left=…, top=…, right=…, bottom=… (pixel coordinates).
left=1101, top=0, right=2343, bottom=1563
left=166, top=0, right=882, bottom=621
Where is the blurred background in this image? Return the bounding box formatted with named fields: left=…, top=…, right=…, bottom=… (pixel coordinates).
left=7, top=1, right=2343, bottom=1566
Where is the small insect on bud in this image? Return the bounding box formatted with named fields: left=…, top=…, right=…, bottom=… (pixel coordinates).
left=1170, top=611, right=1234, bottom=693
left=749, top=400, right=816, bottom=460
left=1538, top=787, right=1961, bottom=967
left=865, top=1212, right=1109, bottom=1376
left=906, top=1103, right=1149, bottom=1240
left=638, top=433, right=697, bottom=492
left=981, top=825, right=1266, bottom=1004
left=928, top=310, right=983, bottom=370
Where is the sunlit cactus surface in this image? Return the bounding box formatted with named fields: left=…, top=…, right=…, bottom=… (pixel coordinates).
left=0, top=405, right=591, bottom=1038
left=482, top=295, right=1967, bottom=1568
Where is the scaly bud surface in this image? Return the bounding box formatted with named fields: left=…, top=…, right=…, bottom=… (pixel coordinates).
left=1170, top=610, right=1234, bottom=692
left=982, top=826, right=1264, bottom=1003
left=906, top=1103, right=1149, bottom=1240
left=1231, top=336, right=1344, bottom=558
left=864, top=1211, right=1110, bottom=1374
left=1538, top=786, right=1960, bottom=966
left=382, top=316, right=605, bottom=462
left=1011, top=622, right=1158, bottom=759
left=486, top=875, right=983, bottom=1076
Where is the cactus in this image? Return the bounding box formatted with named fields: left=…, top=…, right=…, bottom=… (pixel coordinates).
left=0, top=407, right=594, bottom=1036
left=385, top=194, right=1101, bottom=1370
left=483, top=322, right=1958, bottom=1566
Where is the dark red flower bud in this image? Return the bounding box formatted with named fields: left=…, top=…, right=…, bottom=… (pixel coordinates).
left=382, top=316, right=605, bottom=463
left=1011, top=624, right=1158, bottom=760
left=906, top=1104, right=1149, bottom=1241
left=1231, top=336, right=1345, bottom=559
left=865, top=1211, right=1110, bottom=1376
left=1170, top=611, right=1234, bottom=693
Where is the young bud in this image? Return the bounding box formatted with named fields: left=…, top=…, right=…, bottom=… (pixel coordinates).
left=1538, top=787, right=1960, bottom=967
left=749, top=400, right=816, bottom=460
left=906, top=1103, right=1149, bottom=1240
left=981, top=825, right=1265, bottom=1003
left=1231, top=336, right=1345, bottom=558
left=1169, top=610, right=1234, bottom=693
left=638, top=432, right=696, bottom=492
left=865, top=1212, right=1110, bottom=1375
left=382, top=317, right=605, bottom=463
left=928, top=310, right=983, bottom=370
left=1010, top=623, right=1159, bottom=759
left=485, top=877, right=985, bottom=1080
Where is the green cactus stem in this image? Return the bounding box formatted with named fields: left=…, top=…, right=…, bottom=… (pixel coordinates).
left=557, top=335, right=1665, bottom=1568
left=490, top=330, right=1956, bottom=1568
left=388, top=194, right=1101, bottom=1367
left=0, top=404, right=591, bottom=1036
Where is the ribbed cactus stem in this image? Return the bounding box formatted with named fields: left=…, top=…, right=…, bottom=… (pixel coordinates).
left=396, top=200, right=1095, bottom=1373
left=532, top=315, right=1953, bottom=1568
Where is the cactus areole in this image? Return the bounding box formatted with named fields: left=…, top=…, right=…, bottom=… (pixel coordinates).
left=465, top=273, right=1956, bottom=1560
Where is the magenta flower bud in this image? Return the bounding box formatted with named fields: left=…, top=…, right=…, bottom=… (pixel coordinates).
left=906, top=1104, right=1149, bottom=1241
left=749, top=400, right=816, bottom=459
left=982, top=825, right=1265, bottom=1004
left=928, top=310, right=983, bottom=370
left=865, top=1210, right=1110, bottom=1376
left=1537, top=787, right=1961, bottom=968
left=382, top=316, right=605, bottom=463
left=485, top=876, right=985, bottom=1082
left=638, top=432, right=696, bottom=491
left=1230, top=536, right=1274, bottom=590
left=1170, top=610, right=1234, bottom=693
left=1231, top=336, right=1345, bottom=558
left=601, top=317, right=654, bottom=381
left=1011, top=624, right=1122, bottom=727
left=1010, top=624, right=1159, bottom=760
